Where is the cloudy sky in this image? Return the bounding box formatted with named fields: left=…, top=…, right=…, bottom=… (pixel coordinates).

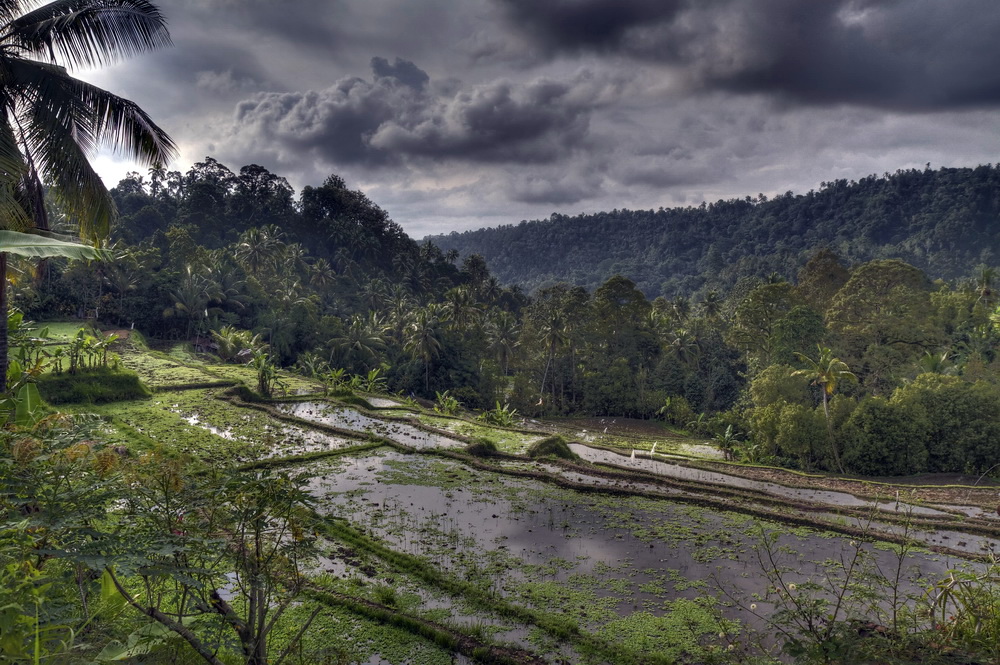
left=81, top=0, right=1000, bottom=237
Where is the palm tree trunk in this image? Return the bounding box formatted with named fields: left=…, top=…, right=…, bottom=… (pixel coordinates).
left=0, top=252, right=7, bottom=390
left=822, top=390, right=845, bottom=474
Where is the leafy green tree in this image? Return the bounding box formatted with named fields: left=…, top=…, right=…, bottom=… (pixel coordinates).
left=826, top=259, right=943, bottom=391
left=106, top=457, right=318, bottom=665
left=727, top=281, right=795, bottom=369
left=841, top=396, right=930, bottom=476
left=795, top=248, right=850, bottom=313
left=0, top=0, right=175, bottom=382
left=749, top=364, right=811, bottom=409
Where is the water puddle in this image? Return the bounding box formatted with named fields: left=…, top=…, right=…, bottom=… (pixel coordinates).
left=183, top=414, right=237, bottom=440
left=277, top=402, right=465, bottom=450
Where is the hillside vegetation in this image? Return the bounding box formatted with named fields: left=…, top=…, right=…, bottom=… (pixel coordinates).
left=429, top=165, right=1000, bottom=297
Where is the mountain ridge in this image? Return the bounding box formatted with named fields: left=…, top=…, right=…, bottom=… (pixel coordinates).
left=426, top=165, right=1000, bottom=298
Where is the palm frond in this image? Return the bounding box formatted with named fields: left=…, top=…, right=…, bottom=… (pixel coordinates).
left=17, top=83, right=116, bottom=240
left=0, top=1, right=28, bottom=26
left=8, top=57, right=176, bottom=166
left=6, top=0, right=171, bottom=68
left=0, top=107, right=28, bottom=183
left=0, top=229, right=107, bottom=259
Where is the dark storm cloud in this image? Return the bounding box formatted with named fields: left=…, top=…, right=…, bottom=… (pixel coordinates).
left=509, top=168, right=605, bottom=205
left=371, top=57, right=430, bottom=90
left=232, top=61, right=629, bottom=168
left=494, top=0, right=1000, bottom=110
left=497, top=0, right=688, bottom=51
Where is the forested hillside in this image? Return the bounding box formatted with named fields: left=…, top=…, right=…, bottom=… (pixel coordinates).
left=14, top=157, right=1000, bottom=478
left=429, top=165, right=1000, bottom=297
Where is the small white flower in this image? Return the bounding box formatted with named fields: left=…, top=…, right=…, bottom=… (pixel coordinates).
left=750, top=603, right=757, bottom=610
left=788, top=583, right=797, bottom=591
left=718, top=632, right=726, bottom=639
left=850, top=540, right=857, bottom=547
left=728, top=644, right=736, bottom=651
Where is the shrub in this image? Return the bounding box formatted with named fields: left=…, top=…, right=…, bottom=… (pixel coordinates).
left=466, top=438, right=499, bottom=457
left=434, top=390, right=461, bottom=415
left=477, top=401, right=517, bottom=427
left=36, top=367, right=150, bottom=404
left=527, top=435, right=577, bottom=460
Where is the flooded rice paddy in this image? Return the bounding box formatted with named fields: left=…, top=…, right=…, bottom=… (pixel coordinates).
left=277, top=401, right=467, bottom=450
left=115, top=387, right=997, bottom=664
left=305, top=449, right=982, bottom=661
left=571, top=445, right=957, bottom=517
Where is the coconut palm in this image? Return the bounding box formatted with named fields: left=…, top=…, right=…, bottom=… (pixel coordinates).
left=975, top=266, right=996, bottom=309
left=700, top=290, right=722, bottom=319
left=329, top=312, right=386, bottom=371
left=405, top=307, right=442, bottom=393
left=793, top=345, right=857, bottom=472
left=538, top=312, right=567, bottom=397
left=485, top=310, right=519, bottom=376
left=0, top=0, right=175, bottom=382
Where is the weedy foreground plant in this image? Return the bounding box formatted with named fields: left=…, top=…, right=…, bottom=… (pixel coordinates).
left=723, top=508, right=1000, bottom=665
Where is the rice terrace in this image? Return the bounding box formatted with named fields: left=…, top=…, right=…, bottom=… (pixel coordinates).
left=5, top=323, right=999, bottom=664
left=5, top=0, right=1000, bottom=664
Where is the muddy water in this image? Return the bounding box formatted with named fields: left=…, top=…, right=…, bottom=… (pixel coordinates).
left=276, top=402, right=465, bottom=450
left=570, top=444, right=954, bottom=517
left=307, top=451, right=975, bottom=640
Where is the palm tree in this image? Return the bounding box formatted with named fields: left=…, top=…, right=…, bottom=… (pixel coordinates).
left=917, top=350, right=958, bottom=376
left=538, top=312, right=567, bottom=398
left=0, top=0, right=175, bottom=382
left=405, top=307, right=442, bottom=393
left=700, top=290, right=722, bottom=319
left=309, top=257, right=336, bottom=289
left=975, top=266, right=996, bottom=309
left=236, top=227, right=281, bottom=277
left=485, top=310, right=520, bottom=376
left=793, top=345, right=857, bottom=472
left=329, top=313, right=385, bottom=371
left=443, top=285, right=481, bottom=332
left=671, top=296, right=691, bottom=323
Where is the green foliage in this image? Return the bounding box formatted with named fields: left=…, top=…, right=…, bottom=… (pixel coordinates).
left=477, top=401, right=517, bottom=427
left=431, top=166, right=1000, bottom=298
left=927, top=556, right=1000, bottom=662
left=36, top=367, right=149, bottom=404
left=0, top=528, right=74, bottom=663
left=465, top=437, right=499, bottom=457
left=211, top=325, right=262, bottom=363
left=841, top=397, right=930, bottom=476
left=749, top=364, right=810, bottom=408
left=250, top=349, right=286, bottom=398
left=433, top=390, right=461, bottom=415
left=656, top=395, right=695, bottom=427
left=526, top=435, right=577, bottom=460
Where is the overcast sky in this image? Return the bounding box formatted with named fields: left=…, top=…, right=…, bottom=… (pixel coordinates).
left=80, top=0, right=1000, bottom=238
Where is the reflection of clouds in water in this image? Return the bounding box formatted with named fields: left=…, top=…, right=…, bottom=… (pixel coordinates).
left=304, top=450, right=971, bottom=632
left=277, top=402, right=464, bottom=449
left=570, top=444, right=951, bottom=516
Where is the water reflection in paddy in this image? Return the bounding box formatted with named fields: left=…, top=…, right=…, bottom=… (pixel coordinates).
left=570, top=444, right=955, bottom=517
left=277, top=402, right=465, bottom=450
left=307, top=451, right=974, bottom=634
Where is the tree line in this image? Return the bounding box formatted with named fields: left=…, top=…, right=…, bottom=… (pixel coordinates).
left=15, top=159, right=1000, bottom=477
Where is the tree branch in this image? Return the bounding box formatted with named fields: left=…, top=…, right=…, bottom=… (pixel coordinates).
left=105, top=567, right=225, bottom=665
